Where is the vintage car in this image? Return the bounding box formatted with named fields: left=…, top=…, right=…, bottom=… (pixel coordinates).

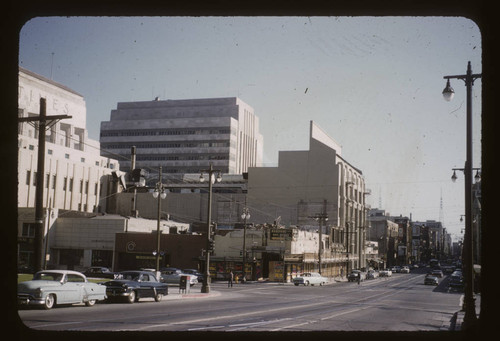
left=379, top=269, right=392, bottom=277
left=18, top=270, right=107, bottom=309
left=293, top=272, right=328, bottom=286
left=183, top=269, right=204, bottom=282
left=424, top=274, right=439, bottom=286
left=83, top=266, right=121, bottom=279
left=400, top=266, right=410, bottom=274
left=366, top=269, right=379, bottom=280
left=347, top=270, right=366, bottom=282
left=102, top=270, right=168, bottom=303
left=160, top=268, right=198, bottom=286
left=430, top=269, right=444, bottom=278
left=391, top=266, right=401, bottom=273
left=448, top=271, right=464, bottom=291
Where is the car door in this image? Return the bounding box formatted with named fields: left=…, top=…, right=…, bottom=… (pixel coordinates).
left=63, top=273, right=85, bottom=303
left=138, top=273, right=155, bottom=298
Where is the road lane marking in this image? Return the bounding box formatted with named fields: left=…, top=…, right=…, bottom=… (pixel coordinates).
left=118, top=299, right=341, bottom=331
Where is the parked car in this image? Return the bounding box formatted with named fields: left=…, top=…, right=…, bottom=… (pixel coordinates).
left=390, top=266, right=401, bottom=273
left=430, top=269, right=444, bottom=278
left=84, top=266, right=121, bottom=279
left=293, top=272, right=328, bottom=286
left=448, top=272, right=464, bottom=291
left=424, top=274, right=439, bottom=286
left=18, top=270, right=107, bottom=309
left=182, top=269, right=204, bottom=282
left=160, top=268, right=198, bottom=286
left=442, top=265, right=455, bottom=274
left=347, top=270, right=366, bottom=282
left=379, top=269, right=392, bottom=277
left=366, top=269, right=379, bottom=280
left=400, top=266, right=410, bottom=274
left=101, top=270, right=168, bottom=303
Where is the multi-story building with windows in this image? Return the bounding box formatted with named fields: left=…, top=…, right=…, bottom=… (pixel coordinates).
left=99, top=97, right=263, bottom=175
left=247, top=121, right=368, bottom=275
left=17, top=66, right=122, bottom=270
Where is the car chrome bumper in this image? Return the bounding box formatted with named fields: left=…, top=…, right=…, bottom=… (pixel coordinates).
left=106, top=290, right=131, bottom=297
left=18, top=296, right=45, bottom=306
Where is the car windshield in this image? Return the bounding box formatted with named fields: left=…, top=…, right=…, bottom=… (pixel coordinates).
left=121, top=273, right=140, bottom=281
left=33, top=272, right=63, bottom=281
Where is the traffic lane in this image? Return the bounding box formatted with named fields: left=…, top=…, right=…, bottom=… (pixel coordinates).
left=195, top=274, right=460, bottom=331
left=17, top=273, right=459, bottom=332
left=155, top=275, right=451, bottom=331
left=18, top=295, right=225, bottom=331
left=18, top=284, right=361, bottom=332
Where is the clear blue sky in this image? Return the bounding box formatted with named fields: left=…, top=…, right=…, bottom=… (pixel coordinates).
left=19, top=16, right=482, bottom=240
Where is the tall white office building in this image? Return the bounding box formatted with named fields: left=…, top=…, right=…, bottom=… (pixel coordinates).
left=100, top=97, right=263, bottom=175
left=18, top=67, right=121, bottom=213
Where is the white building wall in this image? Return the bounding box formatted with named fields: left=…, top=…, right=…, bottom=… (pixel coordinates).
left=17, top=67, right=120, bottom=213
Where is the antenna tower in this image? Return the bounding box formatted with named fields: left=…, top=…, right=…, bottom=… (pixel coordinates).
left=439, top=188, right=444, bottom=223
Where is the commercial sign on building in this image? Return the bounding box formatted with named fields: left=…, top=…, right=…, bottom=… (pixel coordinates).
left=269, top=229, right=293, bottom=240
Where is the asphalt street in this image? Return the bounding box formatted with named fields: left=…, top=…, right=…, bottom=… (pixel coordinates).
left=17, top=269, right=466, bottom=333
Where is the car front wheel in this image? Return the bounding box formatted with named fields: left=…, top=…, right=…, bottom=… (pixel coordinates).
left=43, top=294, right=55, bottom=309
left=126, top=291, right=136, bottom=303
left=154, top=294, right=163, bottom=302
left=85, top=299, right=97, bottom=306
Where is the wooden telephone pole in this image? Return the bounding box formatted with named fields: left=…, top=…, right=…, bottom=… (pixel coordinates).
left=18, top=97, right=71, bottom=272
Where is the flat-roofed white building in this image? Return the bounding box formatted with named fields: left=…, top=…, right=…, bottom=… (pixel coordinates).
left=17, top=67, right=122, bottom=270
left=247, top=121, right=369, bottom=272
left=18, top=67, right=121, bottom=212
left=99, top=97, right=263, bottom=175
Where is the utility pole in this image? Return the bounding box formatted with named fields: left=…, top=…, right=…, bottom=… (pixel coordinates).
left=310, top=200, right=328, bottom=275
left=199, top=163, right=222, bottom=293
left=18, top=98, right=71, bottom=272
left=130, top=146, right=138, bottom=217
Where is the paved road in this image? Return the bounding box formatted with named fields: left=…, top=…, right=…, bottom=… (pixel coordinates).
left=18, top=270, right=463, bottom=332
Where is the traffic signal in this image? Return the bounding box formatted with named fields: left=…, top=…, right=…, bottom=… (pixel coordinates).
left=208, top=239, right=215, bottom=251
left=130, top=168, right=146, bottom=183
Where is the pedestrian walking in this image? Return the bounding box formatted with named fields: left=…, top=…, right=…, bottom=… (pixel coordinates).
left=357, top=273, right=361, bottom=285
left=228, top=271, right=234, bottom=287
left=340, top=267, right=344, bottom=279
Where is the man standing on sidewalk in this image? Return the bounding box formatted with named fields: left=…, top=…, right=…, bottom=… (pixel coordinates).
left=228, top=271, right=234, bottom=288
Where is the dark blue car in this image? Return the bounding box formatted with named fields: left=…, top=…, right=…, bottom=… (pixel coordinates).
left=102, top=271, right=168, bottom=303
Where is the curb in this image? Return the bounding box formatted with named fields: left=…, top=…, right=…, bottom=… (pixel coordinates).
left=164, top=290, right=221, bottom=300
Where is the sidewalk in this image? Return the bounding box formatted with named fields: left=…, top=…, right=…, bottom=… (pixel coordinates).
left=449, top=293, right=481, bottom=331
left=163, top=287, right=221, bottom=300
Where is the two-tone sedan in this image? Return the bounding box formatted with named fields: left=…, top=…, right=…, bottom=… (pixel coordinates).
left=18, top=270, right=107, bottom=309
left=160, top=268, right=198, bottom=287
left=101, top=270, right=168, bottom=303
left=293, top=272, right=328, bottom=286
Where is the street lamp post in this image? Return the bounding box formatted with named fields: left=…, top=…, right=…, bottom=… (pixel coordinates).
left=241, top=207, right=250, bottom=283
left=199, top=163, right=222, bottom=293
left=443, top=61, right=481, bottom=330
left=152, top=166, right=167, bottom=273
